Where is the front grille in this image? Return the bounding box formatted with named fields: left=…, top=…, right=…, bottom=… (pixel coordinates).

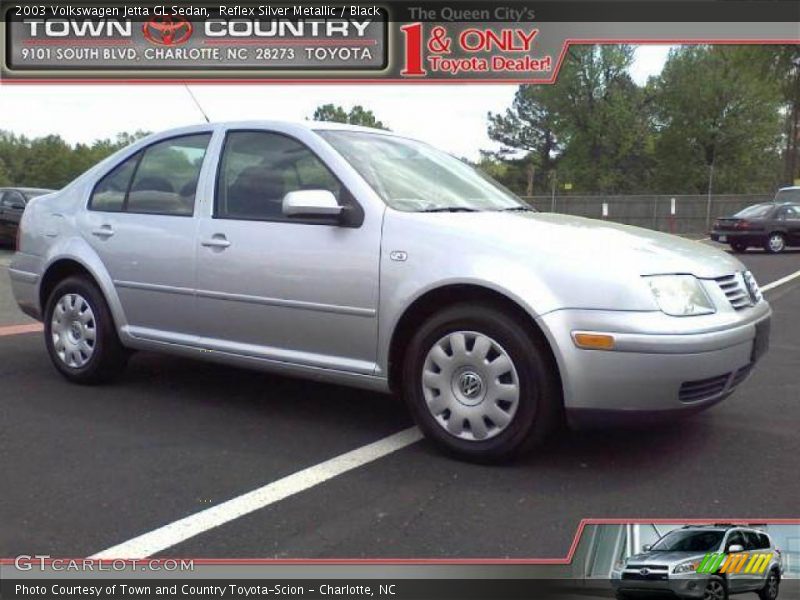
left=679, top=372, right=731, bottom=402
left=627, top=565, right=669, bottom=571
left=622, top=571, right=668, bottom=581
left=714, top=273, right=753, bottom=310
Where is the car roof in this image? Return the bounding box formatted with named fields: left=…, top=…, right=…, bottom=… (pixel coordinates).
left=778, top=186, right=800, bottom=191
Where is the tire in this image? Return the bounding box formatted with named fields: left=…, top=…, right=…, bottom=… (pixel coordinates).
left=730, top=242, right=748, bottom=253
left=764, top=232, right=786, bottom=254
left=401, top=302, right=561, bottom=463
left=703, top=576, right=728, bottom=600
left=758, top=569, right=780, bottom=600
left=43, top=275, right=128, bottom=384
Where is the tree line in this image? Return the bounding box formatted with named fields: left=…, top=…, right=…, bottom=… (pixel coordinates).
left=2, top=44, right=797, bottom=196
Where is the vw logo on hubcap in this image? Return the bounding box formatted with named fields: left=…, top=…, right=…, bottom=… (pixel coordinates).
left=459, top=371, right=483, bottom=399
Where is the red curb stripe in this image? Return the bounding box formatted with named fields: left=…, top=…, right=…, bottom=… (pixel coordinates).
left=0, top=323, right=43, bottom=336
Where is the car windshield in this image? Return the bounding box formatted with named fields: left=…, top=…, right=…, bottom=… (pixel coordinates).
left=774, top=188, right=800, bottom=203
left=650, top=530, right=724, bottom=552
left=318, top=130, right=529, bottom=212
left=734, top=204, right=773, bottom=218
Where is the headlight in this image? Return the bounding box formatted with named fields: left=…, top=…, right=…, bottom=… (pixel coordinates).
left=645, top=275, right=715, bottom=316
left=673, top=559, right=700, bottom=574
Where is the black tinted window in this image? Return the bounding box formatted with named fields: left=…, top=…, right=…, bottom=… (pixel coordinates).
left=726, top=531, right=746, bottom=550
left=215, top=131, right=342, bottom=222
left=1, top=191, right=25, bottom=208
left=90, top=153, right=140, bottom=212
left=127, top=134, right=211, bottom=216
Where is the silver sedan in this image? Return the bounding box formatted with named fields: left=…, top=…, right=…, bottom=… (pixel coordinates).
left=9, top=121, right=771, bottom=461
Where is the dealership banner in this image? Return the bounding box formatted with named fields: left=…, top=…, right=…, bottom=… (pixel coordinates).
left=1, top=1, right=798, bottom=82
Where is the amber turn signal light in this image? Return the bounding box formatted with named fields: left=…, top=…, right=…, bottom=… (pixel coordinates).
left=573, top=333, right=616, bottom=350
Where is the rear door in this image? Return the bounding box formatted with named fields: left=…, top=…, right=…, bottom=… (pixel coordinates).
left=79, top=132, right=213, bottom=339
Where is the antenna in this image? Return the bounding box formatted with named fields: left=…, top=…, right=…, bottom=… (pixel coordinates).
left=184, top=83, right=210, bottom=123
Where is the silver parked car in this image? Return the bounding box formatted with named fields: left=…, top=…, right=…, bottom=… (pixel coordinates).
left=9, top=122, right=772, bottom=461
left=612, top=526, right=783, bottom=600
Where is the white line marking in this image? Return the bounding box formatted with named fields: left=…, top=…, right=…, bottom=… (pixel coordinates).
left=90, top=427, right=423, bottom=559
left=87, top=265, right=800, bottom=560
left=761, top=267, right=800, bottom=292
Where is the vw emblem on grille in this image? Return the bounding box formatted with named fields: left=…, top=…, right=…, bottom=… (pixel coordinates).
left=459, top=372, right=483, bottom=399
left=639, top=568, right=651, bottom=576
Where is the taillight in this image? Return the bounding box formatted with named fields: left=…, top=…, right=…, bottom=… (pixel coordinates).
left=735, top=220, right=751, bottom=230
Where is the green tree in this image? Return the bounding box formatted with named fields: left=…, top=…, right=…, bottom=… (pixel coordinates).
left=487, top=45, right=654, bottom=194
left=651, top=46, right=783, bottom=194
left=0, top=129, right=150, bottom=189
left=312, top=104, right=389, bottom=130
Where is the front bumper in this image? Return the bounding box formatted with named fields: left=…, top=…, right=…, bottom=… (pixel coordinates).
left=611, top=570, right=709, bottom=599
left=538, top=301, right=771, bottom=426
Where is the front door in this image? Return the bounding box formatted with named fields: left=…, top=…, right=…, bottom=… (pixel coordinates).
left=194, top=130, right=381, bottom=374
left=80, top=132, right=213, bottom=339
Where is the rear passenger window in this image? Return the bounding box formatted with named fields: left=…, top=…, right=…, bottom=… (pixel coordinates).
left=90, top=153, right=140, bottom=212
left=215, top=131, right=342, bottom=222
left=90, top=133, right=211, bottom=216
left=127, top=134, right=211, bottom=215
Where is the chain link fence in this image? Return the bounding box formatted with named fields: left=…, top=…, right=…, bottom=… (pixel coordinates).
left=521, top=194, right=774, bottom=235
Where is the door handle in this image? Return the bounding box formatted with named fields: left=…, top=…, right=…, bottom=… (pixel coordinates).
left=201, top=235, right=231, bottom=249
left=91, top=225, right=115, bottom=238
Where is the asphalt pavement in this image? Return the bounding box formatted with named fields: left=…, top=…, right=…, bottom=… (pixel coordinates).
left=1, top=243, right=798, bottom=560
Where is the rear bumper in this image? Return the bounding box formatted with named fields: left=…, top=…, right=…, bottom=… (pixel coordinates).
left=709, top=231, right=765, bottom=245
left=8, top=252, right=42, bottom=321
left=538, top=303, right=772, bottom=426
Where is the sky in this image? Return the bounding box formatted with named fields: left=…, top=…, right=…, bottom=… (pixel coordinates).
left=0, top=46, right=672, bottom=160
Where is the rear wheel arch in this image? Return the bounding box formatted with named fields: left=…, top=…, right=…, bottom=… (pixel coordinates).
left=387, top=284, right=563, bottom=399
left=39, top=258, right=124, bottom=332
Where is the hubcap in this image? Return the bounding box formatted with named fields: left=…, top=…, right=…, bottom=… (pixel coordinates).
left=769, top=234, right=785, bottom=252
left=51, top=293, right=96, bottom=369
left=704, top=581, right=725, bottom=600
left=421, top=331, right=520, bottom=441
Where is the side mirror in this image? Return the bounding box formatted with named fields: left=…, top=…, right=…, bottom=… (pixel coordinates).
left=728, top=544, right=744, bottom=553
left=282, top=190, right=342, bottom=219
left=642, top=544, right=652, bottom=552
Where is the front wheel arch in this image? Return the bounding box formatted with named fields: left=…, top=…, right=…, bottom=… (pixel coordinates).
left=387, top=284, right=563, bottom=401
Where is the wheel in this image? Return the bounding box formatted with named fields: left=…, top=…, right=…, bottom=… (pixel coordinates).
left=703, top=576, right=728, bottom=600
left=758, top=569, right=780, bottom=600
left=402, top=303, right=560, bottom=463
left=44, top=275, right=128, bottom=384
left=764, top=232, right=786, bottom=254
left=730, top=242, right=748, bottom=253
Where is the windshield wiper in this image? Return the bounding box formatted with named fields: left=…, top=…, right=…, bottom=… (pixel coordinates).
left=418, top=207, right=481, bottom=213
left=499, top=206, right=536, bottom=212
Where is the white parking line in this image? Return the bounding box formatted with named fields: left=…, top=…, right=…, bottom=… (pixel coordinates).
left=87, top=266, right=800, bottom=560
left=761, top=267, right=800, bottom=292
left=90, top=427, right=423, bottom=559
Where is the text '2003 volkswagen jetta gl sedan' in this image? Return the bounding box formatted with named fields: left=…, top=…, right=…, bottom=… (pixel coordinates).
left=9, top=122, right=772, bottom=462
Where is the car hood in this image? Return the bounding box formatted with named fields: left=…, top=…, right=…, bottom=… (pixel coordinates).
left=423, top=211, right=744, bottom=279
left=627, top=551, right=708, bottom=566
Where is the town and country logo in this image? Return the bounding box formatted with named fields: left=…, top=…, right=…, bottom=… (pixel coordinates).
left=142, top=16, right=193, bottom=46
left=697, top=552, right=773, bottom=574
